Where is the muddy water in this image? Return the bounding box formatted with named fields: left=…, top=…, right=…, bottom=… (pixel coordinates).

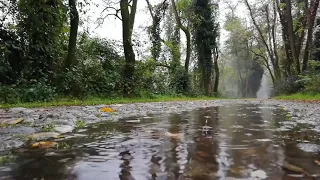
left=1, top=104, right=320, bottom=180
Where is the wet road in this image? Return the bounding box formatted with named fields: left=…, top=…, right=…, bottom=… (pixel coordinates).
left=0, top=103, right=319, bottom=180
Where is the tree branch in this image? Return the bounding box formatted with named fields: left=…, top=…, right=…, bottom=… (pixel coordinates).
left=96, top=6, right=122, bottom=29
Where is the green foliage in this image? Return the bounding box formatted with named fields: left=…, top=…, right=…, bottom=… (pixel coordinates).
left=75, top=119, right=86, bottom=128
left=273, top=75, right=303, bottom=95
left=41, top=123, right=56, bottom=132
left=170, top=67, right=191, bottom=94
left=0, top=0, right=219, bottom=105
left=192, top=0, right=219, bottom=95
left=275, top=61, right=320, bottom=96
left=299, top=60, right=320, bottom=94
left=17, top=0, right=67, bottom=80
left=0, top=81, right=56, bottom=104
left=0, top=152, right=16, bottom=166
left=147, top=1, right=168, bottom=61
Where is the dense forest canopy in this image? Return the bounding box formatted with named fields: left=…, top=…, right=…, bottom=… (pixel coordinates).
left=0, top=0, right=319, bottom=103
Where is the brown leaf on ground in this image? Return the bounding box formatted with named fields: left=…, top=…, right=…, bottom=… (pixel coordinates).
left=31, top=141, right=58, bottom=149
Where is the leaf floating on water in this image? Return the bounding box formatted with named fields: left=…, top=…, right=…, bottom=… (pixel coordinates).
left=315, top=160, right=320, bottom=166
left=99, top=107, right=116, bottom=113
left=165, top=132, right=183, bottom=139
left=31, top=141, right=57, bottom=149
left=2, top=118, right=24, bottom=126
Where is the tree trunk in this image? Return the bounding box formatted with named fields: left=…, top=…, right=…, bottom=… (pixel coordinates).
left=65, top=0, right=79, bottom=69
left=120, top=0, right=137, bottom=97
left=170, top=0, right=191, bottom=73
left=302, top=0, right=320, bottom=71
left=213, top=48, right=219, bottom=97
left=285, top=0, right=300, bottom=73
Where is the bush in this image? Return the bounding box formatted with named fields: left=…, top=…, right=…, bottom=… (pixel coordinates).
left=0, top=82, right=56, bottom=104
left=299, top=61, right=320, bottom=94
left=302, top=74, right=320, bottom=93
left=55, top=60, right=122, bottom=98
left=170, top=68, right=191, bottom=95
left=273, top=75, right=304, bottom=95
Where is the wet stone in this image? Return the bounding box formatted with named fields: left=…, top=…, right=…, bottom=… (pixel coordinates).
left=23, top=117, right=35, bottom=123
left=297, top=143, right=320, bottom=153
left=8, top=107, right=27, bottom=113
left=0, top=139, right=24, bottom=150
left=83, top=114, right=99, bottom=122
left=54, top=125, right=74, bottom=134
left=59, top=113, right=76, bottom=120
left=0, top=126, right=36, bottom=135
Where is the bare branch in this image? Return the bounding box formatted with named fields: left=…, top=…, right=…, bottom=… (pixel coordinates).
left=96, top=6, right=121, bottom=29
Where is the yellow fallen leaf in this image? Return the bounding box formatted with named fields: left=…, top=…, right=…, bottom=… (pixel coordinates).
left=315, top=160, right=320, bottom=166
left=99, top=107, right=116, bottom=113
left=3, top=118, right=24, bottom=125
left=31, top=141, right=57, bottom=149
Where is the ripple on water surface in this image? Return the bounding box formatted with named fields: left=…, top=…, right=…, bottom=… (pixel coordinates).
left=1, top=104, right=320, bottom=180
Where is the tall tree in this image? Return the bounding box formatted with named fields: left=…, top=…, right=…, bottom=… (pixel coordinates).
left=244, top=0, right=282, bottom=83
left=17, top=0, right=66, bottom=81
left=100, top=0, right=138, bottom=97
left=65, top=0, right=79, bottom=68
left=170, top=0, right=191, bottom=73
left=120, top=0, right=138, bottom=97
left=276, top=0, right=320, bottom=74
left=145, top=0, right=168, bottom=62
left=302, top=0, right=320, bottom=71
left=193, top=0, right=219, bottom=95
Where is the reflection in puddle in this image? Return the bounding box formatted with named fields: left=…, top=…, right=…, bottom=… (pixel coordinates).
left=1, top=104, right=320, bottom=180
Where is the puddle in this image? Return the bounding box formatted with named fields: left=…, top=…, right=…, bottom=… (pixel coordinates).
left=0, top=104, right=320, bottom=180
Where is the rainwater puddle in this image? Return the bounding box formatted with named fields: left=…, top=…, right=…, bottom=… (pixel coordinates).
left=1, top=104, right=320, bottom=180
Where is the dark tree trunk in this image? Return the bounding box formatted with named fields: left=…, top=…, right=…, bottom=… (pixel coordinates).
left=170, top=0, right=191, bottom=73
left=302, top=0, right=320, bottom=71
left=213, top=48, right=219, bottom=97
left=120, top=0, right=137, bottom=97
left=65, top=0, right=79, bottom=68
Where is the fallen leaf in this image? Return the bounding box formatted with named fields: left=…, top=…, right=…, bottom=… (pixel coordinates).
left=31, top=141, right=57, bottom=149
left=2, top=118, right=24, bottom=125
left=315, top=160, right=320, bottom=166
left=99, top=107, right=116, bottom=113
left=282, top=162, right=309, bottom=175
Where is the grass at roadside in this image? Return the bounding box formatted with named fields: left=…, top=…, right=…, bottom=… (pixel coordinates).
left=0, top=95, right=221, bottom=109
left=274, top=93, right=320, bottom=101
